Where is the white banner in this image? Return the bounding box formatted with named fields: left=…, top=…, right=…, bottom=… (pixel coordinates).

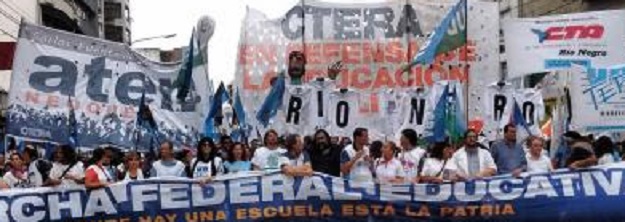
left=6, top=23, right=210, bottom=149
left=569, top=64, right=625, bottom=133
left=235, top=0, right=500, bottom=138
left=503, top=10, right=625, bottom=79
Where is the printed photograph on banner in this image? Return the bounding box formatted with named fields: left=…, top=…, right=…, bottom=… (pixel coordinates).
left=235, top=0, right=499, bottom=135
left=6, top=23, right=210, bottom=150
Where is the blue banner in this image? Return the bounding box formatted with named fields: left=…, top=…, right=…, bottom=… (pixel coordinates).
left=7, top=22, right=211, bottom=150
left=1, top=164, right=625, bottom=221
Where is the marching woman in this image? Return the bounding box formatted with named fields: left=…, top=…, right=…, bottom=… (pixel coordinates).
left=120, top=151, right=144, bottom=181
left=189, top=138, right=224, bottom=184
left=525, top=137, right=553, bottom=173
left=419, top=142, right=455, bottom=183
left=374, top=141, right=405, bottom=184
left=3, top=153, right=29, bottom=188
left=84, top=148, right=113, bottom=189
left=48, top=144, right=84, bottom=187
left=224, top=142, right=252, bottom=174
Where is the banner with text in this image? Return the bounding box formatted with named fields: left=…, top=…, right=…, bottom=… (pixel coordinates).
left=1, top=164, right=625, bottom=221
left=503, top=10, right=625, bottom=79
left=235, top=0, right=500, bottom=137
left=569, top=64, right=625, bottom=133
left=6, top=22, right=210, bottom=150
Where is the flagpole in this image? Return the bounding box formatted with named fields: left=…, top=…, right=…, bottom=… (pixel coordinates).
left=463, top=0, right=470, bottom=131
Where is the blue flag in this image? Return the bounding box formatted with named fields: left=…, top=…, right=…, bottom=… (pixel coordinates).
left=233, top=88, right=246, bottom=127
left=136, top=91, right=159, bottom=150
left=256, top=74, right=286, bottom=127
left=409, top=0, right=467, bottom=67
left=205, top=82, right=230, bottom=139
left=68, top=96, right=78, bottom=148
left=448, top=84, right=467, bottom=143
left=174, top=29, right=196, bottom=101
left=429, top=84, right=450, bottom=143
left=510, top=99, right=532, bottom=142
left=137, top=91, right=158, bottom=131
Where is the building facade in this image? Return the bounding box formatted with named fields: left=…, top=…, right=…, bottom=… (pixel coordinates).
left=103, top=0, right=131, bottom=44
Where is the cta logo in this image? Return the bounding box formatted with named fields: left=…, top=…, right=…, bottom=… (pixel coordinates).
left=531, top=24, right=604, bottom=43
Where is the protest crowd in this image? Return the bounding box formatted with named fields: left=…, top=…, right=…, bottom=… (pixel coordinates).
left=0, top=123, right=621, bottom=190
left=4, top=0, right=625, bottom=220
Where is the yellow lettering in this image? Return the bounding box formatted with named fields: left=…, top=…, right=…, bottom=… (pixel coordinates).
left=249, top=208, right=262, bottom=219
left=236, top=208, right=247, bottom=220
left=154, top=218, right=163, bottom=222
left=466, top=205, right=479, bottom=216
left=480, top=204, right=493, bottom=217
left=417, top=205, right=431, bottom=217
left=502, top=204, right=515, bottom=215
left=356, top=204, right=369, bottom=217
left=264, top=207, right=277, bottom=218
left=185, top=212, right=198, bottom=222
left=165, top=214, right=177, bottom=222
left=440, top=207, right=454, bottom=217
left=294, top=205, right=307, bottom=217
left=383, top=205, right=395, bottom=216
left=139, top=216, right=151, bottom=222
left=320, top=204, right=333, bottom=217
left=216, top=211, right=227, bottom=220
left=342, top=204, right=354, bottom=216
left=154, top=216, right=166, bottom=222
left=278, top=206, right=292, bottom=217
left=453, top=206, right=467, bottom=217
left=308, top=205, right=319, bottom=217
left=371, top=204, right=383, bottom=215
left=200, top=211, right=214, bottom=221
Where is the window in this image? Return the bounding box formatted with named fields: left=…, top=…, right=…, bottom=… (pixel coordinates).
left=105, top=25, right=123, bottom=43
left=104, top=2, right=122, bottom=21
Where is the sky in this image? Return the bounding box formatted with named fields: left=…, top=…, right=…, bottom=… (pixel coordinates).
left=131, top=0, right=385, bottom=85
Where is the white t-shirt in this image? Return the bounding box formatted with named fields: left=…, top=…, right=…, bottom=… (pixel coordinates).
left=514, top=88, right=545, bottom=137
left=523, top=145, right=549, bottom=158
left=279, top=151, right=311, bottom=168
left=526, top=154, right=553, bottom=174
left=151, top=160, right=186, bottom=178
left=483, top=82, right=515, bottom=140
left=251, top=146, right=287, bottom=170
left=122, top=170, right=145, bottom=181
left=328, top=89, right=361, bottom=137
left=598, top=154, right=616, bottom=165
left=49, top=162, right=85, bottom=187
left=3, top=171, right=29, bottom=188
left=378, top=89, right=404, bottom=137
left=397, top=148, right=426, bottom=180
left=283, top=85, right=313, bottom=135
left=309, top=79, right=335, bottom=129
left=190, top=157, right=224, bottom=178
left=421, top=158, right=449, bottom=178
left=340, top=144, right=373, bottom=183
left=374, top=158, right=405, bottom=184
left=27, top=160, right=45, bottom=187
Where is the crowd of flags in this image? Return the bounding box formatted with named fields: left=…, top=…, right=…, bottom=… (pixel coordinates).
left=58, top=0, right=544, bottom=149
